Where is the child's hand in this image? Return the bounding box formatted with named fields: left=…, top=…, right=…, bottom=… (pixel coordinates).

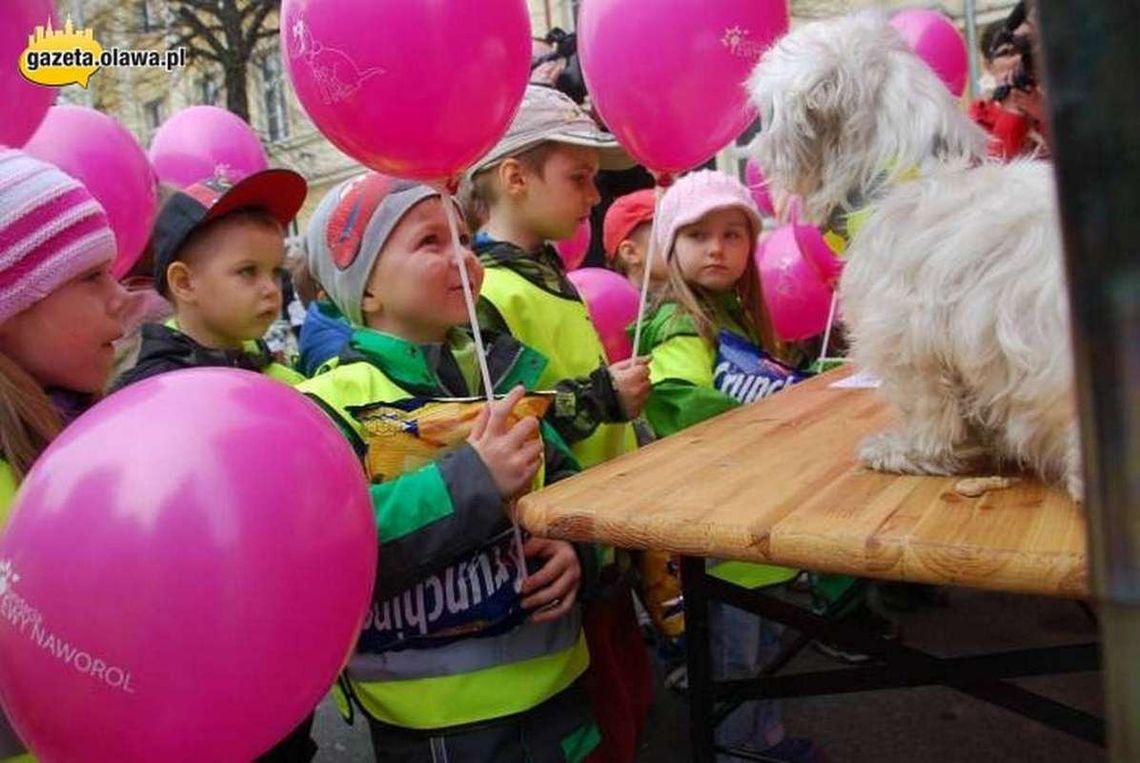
left=467, top=385, right=544, bottom=499
left=521, top=537, right=581, bottom=623
left=610, top=357, right=651, bottom=419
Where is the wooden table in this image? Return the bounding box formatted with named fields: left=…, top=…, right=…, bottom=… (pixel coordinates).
left=519, top=368, right=1089, bottom=598
left=518, top=368, right=1101, bottom=760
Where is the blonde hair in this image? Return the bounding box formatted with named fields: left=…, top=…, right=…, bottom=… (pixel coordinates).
left=651, top=224, right=788, bottom=363
left=0, top=352, right=62, bottom=480
left=463, top=142, right=560, bottom=229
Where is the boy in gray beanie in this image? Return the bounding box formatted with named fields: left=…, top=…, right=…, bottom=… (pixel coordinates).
left=298, top=173, right=599, bottom=763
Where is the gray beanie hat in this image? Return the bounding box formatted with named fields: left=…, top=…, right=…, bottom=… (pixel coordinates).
left=306, top=173, right=449, bottom=325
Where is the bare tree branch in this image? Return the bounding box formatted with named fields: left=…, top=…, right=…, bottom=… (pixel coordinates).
left=158, top=0, right=281, bottom=122
left=243, top=1, right=279, bottom=51
left=175, top=8, right=227, bottom=58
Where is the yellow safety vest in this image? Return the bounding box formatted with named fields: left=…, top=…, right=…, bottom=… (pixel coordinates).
left=479, top=267, right=637, bottom=469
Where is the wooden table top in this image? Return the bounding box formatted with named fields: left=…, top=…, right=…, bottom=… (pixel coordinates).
left=518, top=368, right=1090, bottom=598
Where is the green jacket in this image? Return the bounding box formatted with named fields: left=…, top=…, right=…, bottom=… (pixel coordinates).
left=300, top=326, right=580, bottom=601
left=635, top=298, right=800, bottom=589
left=298, top=326, right=591, bottom=730
left=636, top=297, right=754, bottom=438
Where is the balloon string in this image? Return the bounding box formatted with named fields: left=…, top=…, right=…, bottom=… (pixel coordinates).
left=442, top=191, right=527, bottom=583
left=630, top=182, right=668, bottom=357
left=818, top=289, right=840, bottom=367
left=443, top=194, right=495, bottom=402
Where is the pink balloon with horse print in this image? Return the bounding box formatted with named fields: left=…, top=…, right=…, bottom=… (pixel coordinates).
left=281, top=0, right=531, bottom=183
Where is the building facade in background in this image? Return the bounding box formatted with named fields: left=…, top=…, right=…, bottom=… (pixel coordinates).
left=58, top=0, right=1016, bottom=232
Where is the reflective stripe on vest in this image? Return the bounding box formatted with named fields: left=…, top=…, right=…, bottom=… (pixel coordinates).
left=348, top=607, right=582, bottom=682
left=352, top=632, right=590, bottom=730
left=480, top=268, right=636, bottom=468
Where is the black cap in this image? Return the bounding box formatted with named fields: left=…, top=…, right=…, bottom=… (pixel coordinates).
left=151, top=169, right=307, bottom=294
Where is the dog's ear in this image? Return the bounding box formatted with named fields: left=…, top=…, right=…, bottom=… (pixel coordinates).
left=747, top=23, right=864, bottom=214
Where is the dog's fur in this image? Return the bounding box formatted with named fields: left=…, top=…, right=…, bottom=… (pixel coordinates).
left=747, top=13, right=1081, bottom=500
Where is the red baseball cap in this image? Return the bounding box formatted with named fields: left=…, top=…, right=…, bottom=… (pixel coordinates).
left=152, top=168, right=308, bottom=293
left=603, top=189, right=657, bottom=261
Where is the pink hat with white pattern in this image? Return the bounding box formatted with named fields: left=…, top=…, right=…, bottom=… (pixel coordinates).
left=0, top=148, right=116, bottom=324
left=653, top=170, right=763, bottom=259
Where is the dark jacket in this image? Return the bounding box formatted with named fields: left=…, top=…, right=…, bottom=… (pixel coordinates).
left=112, top=322, right=303, bottom=391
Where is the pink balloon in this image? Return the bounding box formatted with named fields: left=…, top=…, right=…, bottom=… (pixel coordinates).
left=568, top=267, right=639, bottom=363
left=0, top=0, right=57, bottom=148
left=149, top=106, right=269, bottom=188
left=890, top=9, right=969, bottom=97
left=756, top=219, right=843, bottom=341
left=744, top=159, right=776, bottom=217
left=281, top=0, right=530, bottom=182
left=24, top=106, right=158, bottom=279
left=0, top=369, right=376, bottom=762
left=580, top=0, right=788, bottom=175
left=554, top=219, right=592, bottom=271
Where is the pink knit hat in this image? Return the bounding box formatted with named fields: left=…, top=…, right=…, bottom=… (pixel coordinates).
left=0, top=148, right=116, bottom=324
left=653, top=170, right=763, bottom=259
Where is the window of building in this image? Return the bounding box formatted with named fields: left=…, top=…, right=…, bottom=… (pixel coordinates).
left=144, top=98, right=164, bottom=133
left=262, top=53, right=289, bottom=142
left=200, top=74, right=219, bottom=106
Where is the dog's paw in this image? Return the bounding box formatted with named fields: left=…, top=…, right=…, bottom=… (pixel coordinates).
left=860, top=432, right=922, bottom=474
left=860, top=431, right=964, bottom=476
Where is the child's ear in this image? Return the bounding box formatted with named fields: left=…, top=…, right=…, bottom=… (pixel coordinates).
left=497, top=158, right=528, bottom=198
left=617, top=240, right=641, bottom=268
left=165, top=262, right=195, bottom=305
left=360, top=287, right=382, bottom=318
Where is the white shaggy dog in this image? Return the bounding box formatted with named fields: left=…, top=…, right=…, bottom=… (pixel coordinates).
left=747, top=13, right=1081, bottom=500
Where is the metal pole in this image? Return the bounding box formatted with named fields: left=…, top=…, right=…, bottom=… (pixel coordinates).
left=963, top=0, right=981, bottom=101
left=1035, top=2, right=1140, bottom=760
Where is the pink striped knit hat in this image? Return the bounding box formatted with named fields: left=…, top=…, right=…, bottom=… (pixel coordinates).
left=0, top=148, right=116, bottom=325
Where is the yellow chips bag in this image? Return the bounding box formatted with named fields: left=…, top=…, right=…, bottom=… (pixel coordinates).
left=351, top=394, right=554, bottom=482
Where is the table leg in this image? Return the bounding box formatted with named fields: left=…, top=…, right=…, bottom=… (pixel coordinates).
left=681, top=555, right=715, bottom=763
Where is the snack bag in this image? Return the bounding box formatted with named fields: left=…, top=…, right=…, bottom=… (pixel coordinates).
left=350, top=393, right=553, bottom=482
left=713, top=330, right=813, bottom=404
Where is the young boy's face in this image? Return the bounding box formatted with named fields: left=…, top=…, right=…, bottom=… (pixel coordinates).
left=618, top=222, right=668, bottom=288
left=176, top=217, right=285, bottom=347
left=673, top=207, right=753, bottom=293
left=519, top=144, right=602, bottom=242
left=362, top=198, right=483, bottom=341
